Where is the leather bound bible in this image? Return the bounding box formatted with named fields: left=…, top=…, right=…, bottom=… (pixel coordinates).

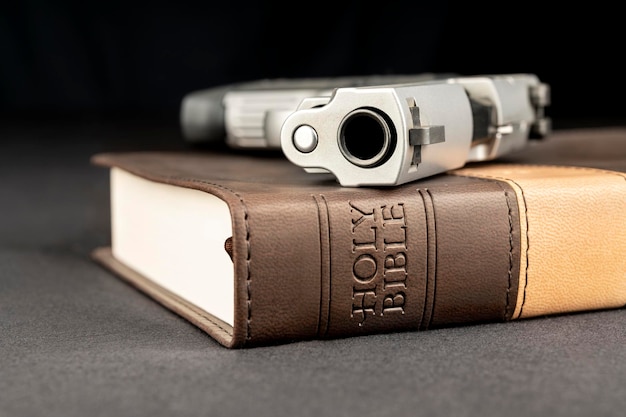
left=91, top=128, right=626, bottom=348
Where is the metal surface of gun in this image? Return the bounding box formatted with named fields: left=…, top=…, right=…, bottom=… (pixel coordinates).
left=280, top=74, right=550, bottom=186
left=180, top=74, right=453, bottom=148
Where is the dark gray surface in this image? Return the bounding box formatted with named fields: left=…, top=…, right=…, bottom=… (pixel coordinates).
left=2, top=118, right=626, bottom=417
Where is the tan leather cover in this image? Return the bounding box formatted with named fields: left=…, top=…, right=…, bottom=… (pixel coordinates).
left=91, top=128, right=626, bottom=348
left=452, top=165, right=626, bottom=319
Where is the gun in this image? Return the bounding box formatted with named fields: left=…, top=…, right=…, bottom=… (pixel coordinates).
left=180, top=73, right=454, bottom=148
left=280, top=74, right=550, bottom=186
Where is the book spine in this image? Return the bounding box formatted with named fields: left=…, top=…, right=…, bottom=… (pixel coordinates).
left=235, top=176, right=521, bottom=346
left=322, top=181, right=521, bottom=338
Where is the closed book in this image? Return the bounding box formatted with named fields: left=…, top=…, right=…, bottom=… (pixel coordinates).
left=91, top=128, right=626, bottom=348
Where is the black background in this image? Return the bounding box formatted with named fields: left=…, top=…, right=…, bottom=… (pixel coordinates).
left=2, top=1, right=625, bottom=129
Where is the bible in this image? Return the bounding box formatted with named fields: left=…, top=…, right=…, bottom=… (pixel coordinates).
left=91, top=128, right=626, bottom=348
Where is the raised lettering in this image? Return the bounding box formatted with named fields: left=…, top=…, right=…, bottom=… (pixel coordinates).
left=351, top=201, right=378, bottom=251
left=349, top=201, right=409, bottom=325
left=352, top=288, right=377, bottom=325
left=350, top=202, right=374, bottom=228
left=353, top=254, right=377, bottom=283
left=383, top=252, right=408, bottom=289
left=382, top=292, right=406, bottom=315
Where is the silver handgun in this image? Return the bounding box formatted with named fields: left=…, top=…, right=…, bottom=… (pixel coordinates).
left=280, top=74, right=550, bottom=186
left=180, top=73, right=453, bottom=148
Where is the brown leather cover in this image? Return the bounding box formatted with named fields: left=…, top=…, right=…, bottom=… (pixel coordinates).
left=91, top=128, right=626, bottom=348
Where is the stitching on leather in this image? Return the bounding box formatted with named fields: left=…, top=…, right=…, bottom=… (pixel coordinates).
left=174, top=178, right=252, bottom=341
left=195, top=311, right=233, bottom=337
left=493, top=182, right=515, bottom=320
left=452, top=164, right=626, bottom=319
left=450, top=173, right=530, bottom=319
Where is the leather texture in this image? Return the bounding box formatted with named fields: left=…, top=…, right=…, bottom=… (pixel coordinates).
left=91, top=128, right=626, bottom=348
left=452, top=164, right=626, bottom=319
